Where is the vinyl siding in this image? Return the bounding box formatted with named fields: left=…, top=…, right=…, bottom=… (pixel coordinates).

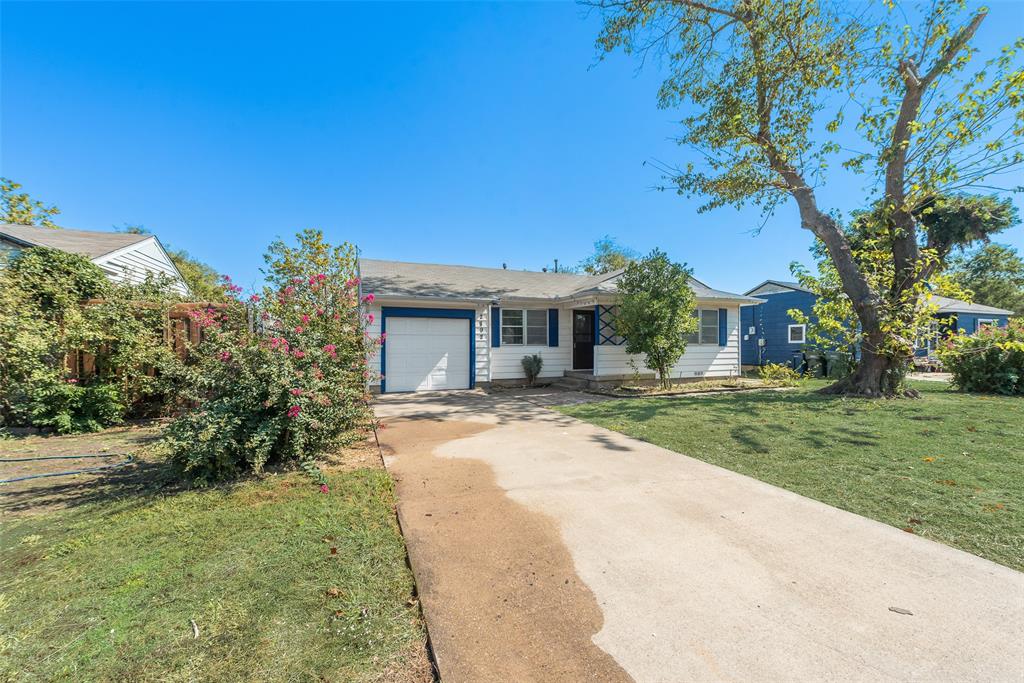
left=594, top=305, right=741, bottom=378
left=745, top=291, right=1013, bottom=363
left=369, top=299, right=744, bottom=385
left=490, top=307, right=573, bottom=379
left=741, top=290, right=817, bottom=366
left=93, top=238, right=188, bottom=295
left=948, top=312, right=1011, bottom=333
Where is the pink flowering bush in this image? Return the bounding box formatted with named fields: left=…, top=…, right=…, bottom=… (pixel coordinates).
left=162, top=230, right=381, bottom=484
left=936, top=320, right=1024, bottom=395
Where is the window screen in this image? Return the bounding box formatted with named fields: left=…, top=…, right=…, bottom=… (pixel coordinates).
left=501, top=309, right=524, bottom=345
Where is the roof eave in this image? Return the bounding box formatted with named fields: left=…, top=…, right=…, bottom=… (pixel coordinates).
left=0, top=232, right=39, bottom=249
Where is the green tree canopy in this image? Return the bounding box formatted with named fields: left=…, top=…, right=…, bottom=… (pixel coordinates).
left=949, top=243, right=1024, bottom=317
left=1, top=178, right=60, bottom=228
left=5, top=247, right=110, bottom=314
left=790, top=192, right=1009, bottom=375
left=577, top=236, right=639, bottom=275
left=614, top=248, right=697, bottom=388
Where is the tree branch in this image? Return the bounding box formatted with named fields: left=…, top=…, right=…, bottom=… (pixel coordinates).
left=885, top=9, right=987, bottom=294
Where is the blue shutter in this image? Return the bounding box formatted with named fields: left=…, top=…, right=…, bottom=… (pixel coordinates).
left=718, top=308, right=728, bottom=346
left=491, top=306, right=501, bottom=347
left=548, top=308, right=559, bottom=347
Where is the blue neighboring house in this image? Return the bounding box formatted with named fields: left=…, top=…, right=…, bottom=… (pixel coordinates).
left=740, top=280, right=1014, bottom=367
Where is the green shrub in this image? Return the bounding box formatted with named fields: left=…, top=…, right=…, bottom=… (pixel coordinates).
left=162, top=231, right=379, bottom=484
left=0, top=247, right=181, bottom=433
left=758, top=362, right=802, bottom=386
left=825, top=351, right=855, bottom=379
left=24, top=380, right=125, bottom=434
left=521, top=354, right=544, bottom=385
left=936, top=321, right=1024, bottom=395
left=3, top=246, right=109, bottom=313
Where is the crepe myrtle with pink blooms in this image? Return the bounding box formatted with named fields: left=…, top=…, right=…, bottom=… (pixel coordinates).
left=163, top=230, right=382, bottom=485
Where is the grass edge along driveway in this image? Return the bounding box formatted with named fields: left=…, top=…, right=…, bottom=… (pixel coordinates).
left=558, top=380, right=1023, bottom=571
left=0, top=464, right=430, bottom=682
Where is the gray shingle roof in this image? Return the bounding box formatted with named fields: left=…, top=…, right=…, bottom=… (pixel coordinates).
left=932, top=295, right=1014, bottom=316
left=0, top=223, right=149, bottom=259
left=744, top=279, right=814, bottom=295
left=744, top=276, right=1014, bottom=316
left=359, top=258, right=760, bottom=303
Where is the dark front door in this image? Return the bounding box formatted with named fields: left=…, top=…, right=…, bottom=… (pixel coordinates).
left=573, top=309, right=595, bottom=370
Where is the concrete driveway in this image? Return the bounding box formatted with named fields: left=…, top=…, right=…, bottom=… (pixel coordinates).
left=375, top=390, right=1024, bottom=682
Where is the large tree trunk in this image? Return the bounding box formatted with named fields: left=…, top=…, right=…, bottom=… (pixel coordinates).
left=818, top=328, right=915, bottom=398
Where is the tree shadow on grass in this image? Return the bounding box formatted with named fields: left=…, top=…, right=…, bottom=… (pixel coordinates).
left=575, top=390, right=834, bottom=424
left=0, top=456, right=183, bottom=518
left=0, top=424, right=260, bottom=519
left=575, top=391, right=886, bottom=456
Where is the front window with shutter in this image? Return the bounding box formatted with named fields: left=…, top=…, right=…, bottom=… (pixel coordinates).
left=501, top=309, right=548, bottom=345
left=685, top=309, right=720, bottom=345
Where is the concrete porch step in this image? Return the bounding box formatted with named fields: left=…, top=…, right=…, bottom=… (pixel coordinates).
left=551, top=376, right=589, bottom=391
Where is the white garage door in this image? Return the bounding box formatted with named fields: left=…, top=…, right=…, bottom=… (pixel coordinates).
left=385, top=317, right=471, bottom=392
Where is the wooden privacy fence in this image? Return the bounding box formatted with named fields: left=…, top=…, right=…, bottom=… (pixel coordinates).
left=65, top=301, right=230, bottom=379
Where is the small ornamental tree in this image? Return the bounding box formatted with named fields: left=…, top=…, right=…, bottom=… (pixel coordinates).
left=614, top=249, right=697, bottom=389
left=162, top=231, right=380, bottom=485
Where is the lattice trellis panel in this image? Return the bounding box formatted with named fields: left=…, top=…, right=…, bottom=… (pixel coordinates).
left=598, top=305, right=625, bottom=345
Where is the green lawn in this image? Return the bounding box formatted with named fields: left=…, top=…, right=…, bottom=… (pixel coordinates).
left=558, top=380, right=1023, bottom=571
left=0, top=447, right=429, bottom=681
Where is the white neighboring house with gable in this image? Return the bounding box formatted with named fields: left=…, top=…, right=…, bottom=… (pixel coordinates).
left=0, top=223, right=189, bottom=296
left=359, top=258, right=762, bottom=393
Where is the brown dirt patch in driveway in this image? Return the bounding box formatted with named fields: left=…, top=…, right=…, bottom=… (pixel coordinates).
left=380, top=418, right=631, bottom=683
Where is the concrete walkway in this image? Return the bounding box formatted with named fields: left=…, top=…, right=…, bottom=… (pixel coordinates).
left=376, top=390, right=1024, bottom=683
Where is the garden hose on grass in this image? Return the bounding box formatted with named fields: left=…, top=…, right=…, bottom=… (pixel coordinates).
left=0, top=454, right=134, bottom=484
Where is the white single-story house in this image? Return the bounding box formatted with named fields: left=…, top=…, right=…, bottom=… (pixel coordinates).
left=359, top=258, right=762, bottom=393
left=0, top=223, right=189, bottom=295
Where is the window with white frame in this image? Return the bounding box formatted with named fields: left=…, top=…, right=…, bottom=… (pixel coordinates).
left=501, top=309, right=547, bottom=345
left=788, top=324, right=806, bottom=344
left=977, top=319, right=997, bottom=330
left=684, top=308, right=720, bottom=345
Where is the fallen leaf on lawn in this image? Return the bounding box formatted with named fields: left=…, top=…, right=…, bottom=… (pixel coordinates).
left=330, top=547, right=338, bottom=555
left=908, top=518, right=924, bottom=525
left=982, top=503, right=1005, bottom=512
left=922, top=457, right=935, bottom=462
left=326, top=587, right=341, bottom=597
left=901, top=527, right=915, bottom=534
left=935, top=479, right=956, bottom=486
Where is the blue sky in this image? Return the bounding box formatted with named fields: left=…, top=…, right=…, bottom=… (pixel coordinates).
left=2, top=1, right=1022, bottom=294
